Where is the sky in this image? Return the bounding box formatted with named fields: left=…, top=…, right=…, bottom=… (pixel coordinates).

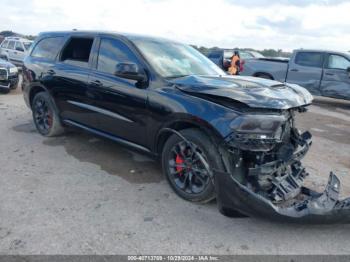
left=2, top=0, right=350, bottom=51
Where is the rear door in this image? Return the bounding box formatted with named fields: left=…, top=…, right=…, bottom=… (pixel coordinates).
left=88, top=36, right=149, bottom=148
left=49, top=36, right=97, bottom=128
left=321, top=53, right=350, bottom=100
left=14, top=41, right=25, bottom=62
left=6, top=41, right=16, bottom=62
left=286, top=51, right=324, bottom=95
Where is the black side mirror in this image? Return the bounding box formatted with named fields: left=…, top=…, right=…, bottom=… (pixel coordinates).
left=16, top=47, right=24, bottom=52
left=114, top=62, right=146, bottom=82
left=347, top=67, right=350, bottom=73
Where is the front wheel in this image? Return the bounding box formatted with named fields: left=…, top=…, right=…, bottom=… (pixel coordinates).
left=162, top=128, right=223, bottom=203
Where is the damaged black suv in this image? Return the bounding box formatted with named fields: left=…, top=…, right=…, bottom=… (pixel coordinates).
left=23, top=31, right=350, bottom=223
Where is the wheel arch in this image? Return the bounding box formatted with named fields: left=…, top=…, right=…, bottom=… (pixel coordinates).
left=155, top=119, right=224, bottom=156
left=253, top=72, right=274, bottom=80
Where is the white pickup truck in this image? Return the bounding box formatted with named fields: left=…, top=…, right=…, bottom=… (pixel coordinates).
left=241, top=49, right=350, bottom=100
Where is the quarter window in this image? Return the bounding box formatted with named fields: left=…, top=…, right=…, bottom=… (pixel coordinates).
left=31, top=37, right=64, bottom=60
left=97, top=38, right=139, bottom=75
left=7, top=41, right=15, bottom=50
left=327, top=54, right=350, bottom=70
left=295, top=52, right=323, bottom=68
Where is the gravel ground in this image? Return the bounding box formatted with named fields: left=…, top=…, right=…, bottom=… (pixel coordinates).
left=0, top=81, right=350, bottom=255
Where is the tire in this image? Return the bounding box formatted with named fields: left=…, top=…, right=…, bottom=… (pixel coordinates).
left=256, top=73, right=273, bottom=80
left=162, top=128, right=223, bottom=203
left=32, top=92, right=65, bottom=137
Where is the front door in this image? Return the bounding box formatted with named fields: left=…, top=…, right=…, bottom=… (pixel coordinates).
left=286, top=51, right=324, bottom=95
left=321, top=53, right=350, bottom=100
left=88, top=36, right=149, bottom=148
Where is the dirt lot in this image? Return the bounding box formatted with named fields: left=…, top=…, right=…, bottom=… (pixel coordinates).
left=0, top=83, right=350, bottom=255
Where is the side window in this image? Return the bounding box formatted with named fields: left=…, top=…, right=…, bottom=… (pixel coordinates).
left=208, top=52, right=220, bottom=59
left=7, top=41, right=15, bottom=50
left=60, top=37, right=94, bottom=67
left=327, top=54, right=350, bottom=70
left=15, top=41, right=24, bottom=52
left=31, top=37, right=64, bottom=60
left=1, top=40, right=9, bottom=48
left=97, top=38, right=139, bottom=75
left=295, top=52, right=323, bottom=68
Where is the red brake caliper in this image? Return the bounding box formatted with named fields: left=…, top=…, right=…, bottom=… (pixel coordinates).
left=175, top=155, right=184, bottom=176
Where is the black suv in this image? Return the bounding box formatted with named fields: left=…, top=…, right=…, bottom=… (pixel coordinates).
left=22, top=31, right=350, bottom=223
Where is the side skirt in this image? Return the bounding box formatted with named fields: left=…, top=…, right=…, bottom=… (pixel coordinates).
left=63, top=119, right=155, bottom=156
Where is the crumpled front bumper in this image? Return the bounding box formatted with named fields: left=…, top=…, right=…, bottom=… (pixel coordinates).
left=215, top=170, right=350, bottom=224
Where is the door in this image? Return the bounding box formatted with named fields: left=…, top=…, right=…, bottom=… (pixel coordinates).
left=6, top=41, right=16, bottom=62
left=88, top=37, right=149, bottom=148
left=321, top=53, right=350, bottom=100
left=286, top=51, right=324, bottom=95
left=49, top=36, right=97, bottom=128
left=14, top=41, right=25, bottom=62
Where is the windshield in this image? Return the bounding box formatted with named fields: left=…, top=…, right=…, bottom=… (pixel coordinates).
left=131, top=39, right=225, bottom=78
left=23, top=42, right=32, bottom=50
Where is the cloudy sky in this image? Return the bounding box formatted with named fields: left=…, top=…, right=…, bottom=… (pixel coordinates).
left=2, top=0, right=350, bottom=51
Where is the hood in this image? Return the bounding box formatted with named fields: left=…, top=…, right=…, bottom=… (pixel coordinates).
left=170, top=75, right=313, bottom=110
left=0, top=59, right=15, bottom=69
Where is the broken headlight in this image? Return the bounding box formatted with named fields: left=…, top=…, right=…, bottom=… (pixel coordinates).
left=227, top=114, right=286, bottom=151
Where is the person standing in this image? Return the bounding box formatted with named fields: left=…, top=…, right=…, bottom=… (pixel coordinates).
left=228, top=51, right=240, bottom=75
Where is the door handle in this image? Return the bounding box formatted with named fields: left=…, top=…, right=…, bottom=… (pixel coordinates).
left=290, top=69, right=299, bottom=72
left=47, top=69, right=56, bottom=75
left=89, top=80, right=103, bottom=87
left=325, top=73, right=334, bottom=76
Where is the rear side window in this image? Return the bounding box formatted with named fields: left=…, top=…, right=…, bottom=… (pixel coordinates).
left=60, top=37, right=94, bottom=66
left=31, top=37, right=64, bottom=60
left=7, top=41, right=15, bottom=50
left=327, top=54, right=350, bottom=70
left=1, top=40, right=9, bottom=48
left=97, top=38, right=139, bottom=75
left=295, top=52, right=323, bottom=68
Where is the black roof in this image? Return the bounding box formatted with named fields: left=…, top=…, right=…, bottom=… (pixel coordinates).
left=38, top=30, right=178, bottom=44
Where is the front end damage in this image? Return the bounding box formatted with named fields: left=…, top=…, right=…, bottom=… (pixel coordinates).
left=215, top=108, right=350, bottom=223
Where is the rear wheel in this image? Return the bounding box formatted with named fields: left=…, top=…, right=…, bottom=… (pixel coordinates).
left=162, top=128, right=223, bottom=203
left=32, top=92, right=65, bottom=137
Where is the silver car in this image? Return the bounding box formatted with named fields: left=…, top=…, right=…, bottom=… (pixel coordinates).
left=0, top=37, right=33, bottom=65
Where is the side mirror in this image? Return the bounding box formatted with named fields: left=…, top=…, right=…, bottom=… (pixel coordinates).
left=347, top=67, right=350, bottom=73
left=16, top=47, right=24, bottom=52
left=114, top=62, right=146, bottom=82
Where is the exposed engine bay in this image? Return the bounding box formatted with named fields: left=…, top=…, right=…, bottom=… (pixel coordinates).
left=225, top=108, right=311, bottom=204
left=217, top=107, right=350, bottom=223
left=165, top=106, right=350, bottom=223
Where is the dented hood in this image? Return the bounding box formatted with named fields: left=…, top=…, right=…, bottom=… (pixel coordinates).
left=170, top=75, right=313, bottom=110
